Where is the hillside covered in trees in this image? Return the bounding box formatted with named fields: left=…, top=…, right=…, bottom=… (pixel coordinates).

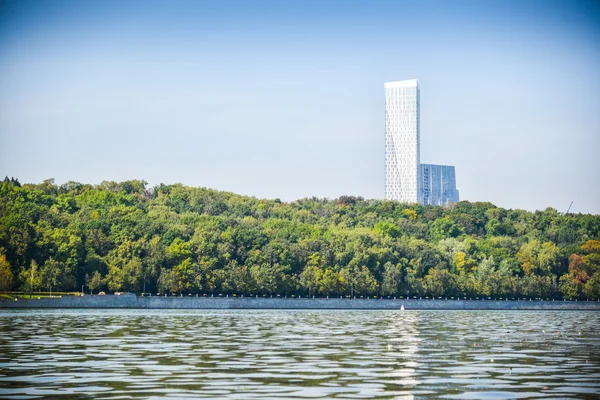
left=1, top=178, right=599, bottom=299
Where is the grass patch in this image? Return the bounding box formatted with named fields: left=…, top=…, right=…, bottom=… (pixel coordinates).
left=0, top=292, right=81, bottom=300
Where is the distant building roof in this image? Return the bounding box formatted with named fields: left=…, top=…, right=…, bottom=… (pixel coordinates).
left=385, top=79, right=419, bottom=88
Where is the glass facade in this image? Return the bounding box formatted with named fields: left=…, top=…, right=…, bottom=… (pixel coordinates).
left=384, top=79, right=459, bottom=206
left=384, top=79, right=421, bottom=203
left=420, top=164, right=460, bottom=206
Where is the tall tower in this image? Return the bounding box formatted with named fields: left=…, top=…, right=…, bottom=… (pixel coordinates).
left=384, top=79, right=421, bottom=203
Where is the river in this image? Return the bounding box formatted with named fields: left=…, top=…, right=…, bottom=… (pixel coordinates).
left=1, top=310, right=599, bottom=399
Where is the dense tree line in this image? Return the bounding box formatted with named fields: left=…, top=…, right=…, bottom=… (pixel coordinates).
left=1, top=177, right=599, bottom=299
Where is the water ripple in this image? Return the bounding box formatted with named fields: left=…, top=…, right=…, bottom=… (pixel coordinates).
left=0, top=310, right=599, bottom=399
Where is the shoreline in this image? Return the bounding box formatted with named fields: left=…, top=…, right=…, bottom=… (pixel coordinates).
left=1, top=295, right=599, bottom=310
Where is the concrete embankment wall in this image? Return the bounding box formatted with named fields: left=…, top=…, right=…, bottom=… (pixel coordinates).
left=1, top=295, right=600, bottom=310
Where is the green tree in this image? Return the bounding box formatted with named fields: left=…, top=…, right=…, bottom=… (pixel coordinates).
left=374, top=221, right=400, bottom=238
left=19, top=260, right=41, bottom=298
left=403, top=258, right=425, bottom=296
left=300, top=265, right=322, bottom=296
left=354, top=266, right=379, bottom=296
left=86, top=271, right=104, bottom=294
left=167, top=238, right=193, bottom=262
left=172, top=258, right=197, bottom=293
left=41, top=257, right=75, bottom=291
left=0, top=253, right=14, bottom=291
left=319, top=268, right=343, bottom=295
left=250, top=263, right=278, bottom=294
left=1, top=178, right=599, bottom=300
left=519, top=275, right=555, bottom=298
left=581, top=240, right=600, bottom=272
left=381, top=261, right=404, bottom=296
left=583, top=274, right=600, bottom=299
left=424, top=266, right=456, bottom=297
left=158, top=268, right=178, bottom=294
left=517, top=240, right=559, bottom=276
left=105, top=258, right=143, bottom=292
left=429, top=217, right=463, bottom=241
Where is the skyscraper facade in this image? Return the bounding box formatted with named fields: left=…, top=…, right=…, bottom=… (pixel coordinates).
left=384, top=79, right=459, bottom=206
left=384, top=79, right=421, bottom=203
left=420, top=164, right=460, bottom=206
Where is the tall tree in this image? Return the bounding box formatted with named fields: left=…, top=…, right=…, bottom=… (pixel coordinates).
left=0, top=253, right=14, bottom=291
left=19, top=260, right=41, bottom=298
left=86, top=271, right=104, bottom=294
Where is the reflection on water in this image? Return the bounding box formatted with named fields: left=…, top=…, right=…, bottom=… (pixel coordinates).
left=0, top=310, right=599, bottom=399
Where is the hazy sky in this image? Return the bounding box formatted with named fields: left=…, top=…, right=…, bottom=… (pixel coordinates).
left=1, top=0, right=599, bottom=213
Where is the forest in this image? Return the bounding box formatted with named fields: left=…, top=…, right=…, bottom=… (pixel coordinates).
left=1, top=177, right=599, bottom=300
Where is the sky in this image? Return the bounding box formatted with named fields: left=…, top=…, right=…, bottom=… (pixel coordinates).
left=1, top=0, right=599, bottom=213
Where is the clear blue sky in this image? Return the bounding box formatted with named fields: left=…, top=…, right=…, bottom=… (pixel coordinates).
left=1, top=0, right=599, bottom=213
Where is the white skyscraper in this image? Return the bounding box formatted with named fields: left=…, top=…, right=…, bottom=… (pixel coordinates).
left=384, top=79, right=421, bottom=203
left=384, top=79, right=459, bottom=206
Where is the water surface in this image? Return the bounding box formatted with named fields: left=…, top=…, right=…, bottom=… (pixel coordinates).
left=0, top=310, right=599, bottom=399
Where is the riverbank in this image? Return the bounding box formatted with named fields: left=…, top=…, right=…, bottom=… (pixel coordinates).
left=1, top=294, right=599, bottom=310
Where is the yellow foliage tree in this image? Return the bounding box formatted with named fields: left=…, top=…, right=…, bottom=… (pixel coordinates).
left=402, top=209, right=417, bottom=220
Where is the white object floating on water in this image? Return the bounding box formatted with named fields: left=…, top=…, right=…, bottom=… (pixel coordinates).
left=400, top=305, right=405, bottom=311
